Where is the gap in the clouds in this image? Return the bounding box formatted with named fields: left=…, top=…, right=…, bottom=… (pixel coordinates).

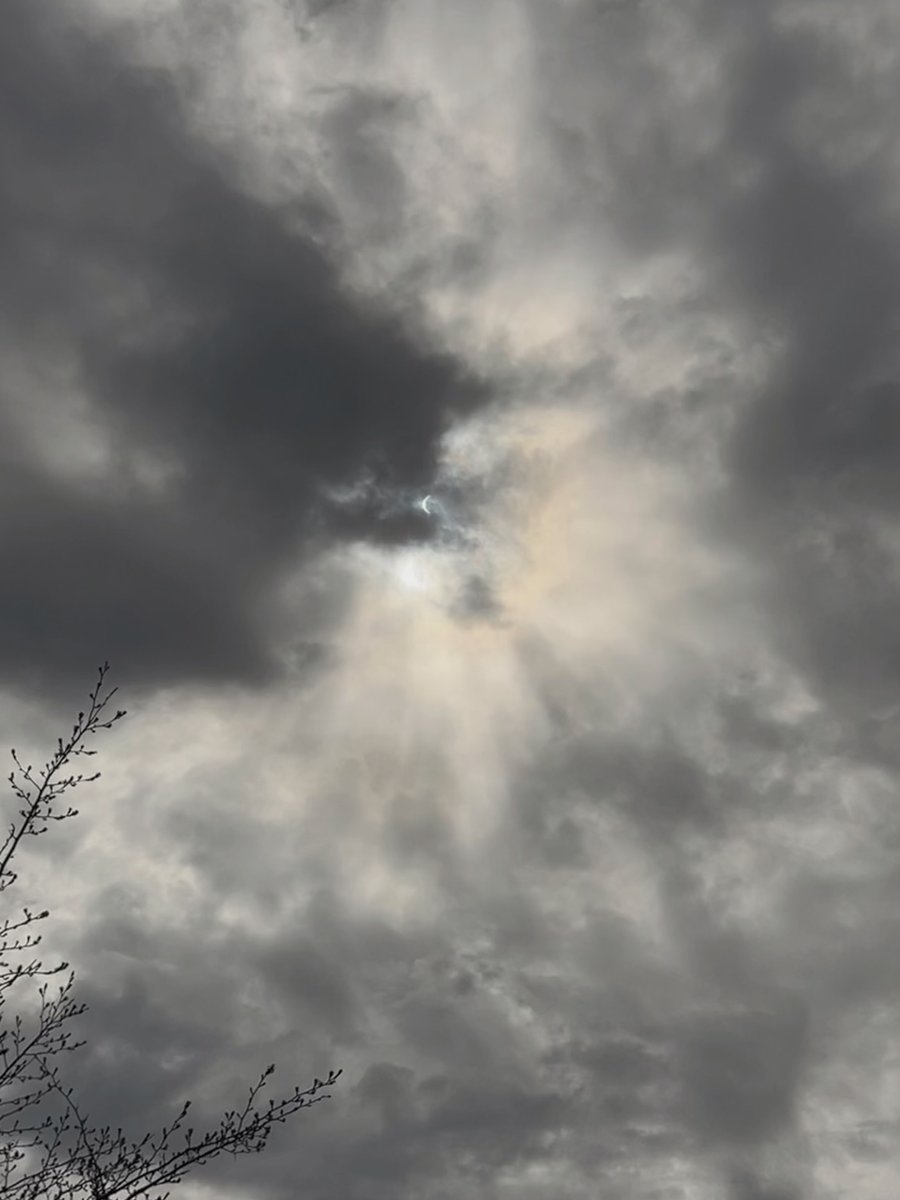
left=354, top=540, right=452, bottom=604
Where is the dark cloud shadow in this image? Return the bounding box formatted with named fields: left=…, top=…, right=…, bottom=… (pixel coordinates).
left=0, top=1, right=489, bottom=699
left=698, top=6, right=900, bottom=713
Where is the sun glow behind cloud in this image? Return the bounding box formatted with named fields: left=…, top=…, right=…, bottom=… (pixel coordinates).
left=287, top=400, right=743, bottom=901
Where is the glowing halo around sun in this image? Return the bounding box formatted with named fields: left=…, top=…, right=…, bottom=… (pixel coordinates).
left=296, top=402, right=722, bottom=857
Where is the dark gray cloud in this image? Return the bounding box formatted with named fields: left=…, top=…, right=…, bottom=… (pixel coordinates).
left=705, top=7, right=900, bottom=715
left=0, top=0, right=486, bottom=697
left=533, top=0, right=900, bottom=712
left=570, top=0, right=900, bottom=714
left=678, top=1001, right=809, bottom=1147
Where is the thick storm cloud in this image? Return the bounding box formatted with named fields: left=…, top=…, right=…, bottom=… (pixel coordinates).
left=0, top=0, right=485, bottom=694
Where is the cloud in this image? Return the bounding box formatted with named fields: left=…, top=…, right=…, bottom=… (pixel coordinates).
left=6, top=2, right=900, bottom=1199
left=0, top=0, right=487, bottom=696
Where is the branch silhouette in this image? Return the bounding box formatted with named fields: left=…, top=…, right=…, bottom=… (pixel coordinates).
left=0, top=665, right=340, bottom=1199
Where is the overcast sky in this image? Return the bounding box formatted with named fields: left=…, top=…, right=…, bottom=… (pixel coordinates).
left=4, top=1, right=900, bottom=1197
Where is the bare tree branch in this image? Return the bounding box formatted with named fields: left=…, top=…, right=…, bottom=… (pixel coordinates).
left=0, top=665, right=340, bottom=1199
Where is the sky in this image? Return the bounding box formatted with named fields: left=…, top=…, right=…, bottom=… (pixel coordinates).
left=4, top=1, right=900, bottom=1197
